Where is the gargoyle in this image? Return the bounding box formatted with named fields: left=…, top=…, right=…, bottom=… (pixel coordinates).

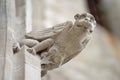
left=13, top=13, right=96, bottom=77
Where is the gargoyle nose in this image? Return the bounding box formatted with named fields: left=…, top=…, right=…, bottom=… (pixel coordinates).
left=85, top=18, right=90, bottom=21
left=90, top=30, right=93, bottom=33
left=84, top=26, right=88, bottom=29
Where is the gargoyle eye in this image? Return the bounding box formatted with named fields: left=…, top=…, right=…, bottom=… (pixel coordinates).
left=77, top=24, right=82, bottom=27
left=80, top=14, right=86, bottom=19
left=85, top=18, right=88, bottom=20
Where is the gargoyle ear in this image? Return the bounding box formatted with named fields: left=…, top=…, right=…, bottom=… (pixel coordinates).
left=74, top=14, right=80, bottom=20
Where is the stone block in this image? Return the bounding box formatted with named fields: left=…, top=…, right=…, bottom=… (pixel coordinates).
left=13, top=46, right=41, bottom=80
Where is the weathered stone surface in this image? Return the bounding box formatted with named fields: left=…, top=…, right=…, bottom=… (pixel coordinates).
left=13, top=46, right=41, bottom=80
left=0, top=0, right=42, bottom=80
left=0, top=0, right=7, bottom=79
left=42, top=26, right=120, bottom=80
left=32, top=0, right=45, bottom=30
left=0, top=0, right=16, bottom=80
left=17, top=13, right=96, bottom=77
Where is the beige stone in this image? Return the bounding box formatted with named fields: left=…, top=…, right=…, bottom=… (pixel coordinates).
left=0, top=0, right=16, bottom=80
left=13, top=46, right=41, bottom=80
left=17, top=13, right=96, bottom=77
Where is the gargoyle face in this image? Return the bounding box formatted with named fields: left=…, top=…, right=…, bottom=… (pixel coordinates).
left=74, top=13, right=96, bottom=33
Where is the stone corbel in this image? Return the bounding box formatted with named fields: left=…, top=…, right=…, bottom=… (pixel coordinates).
left=13, top=46, right=41, bottom=80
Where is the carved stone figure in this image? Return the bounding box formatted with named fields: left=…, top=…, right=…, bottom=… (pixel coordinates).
left=13, top=13, right=96, bottom=77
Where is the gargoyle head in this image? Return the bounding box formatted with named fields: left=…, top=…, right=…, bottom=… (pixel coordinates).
left=74, top=13, right=96, bottom=33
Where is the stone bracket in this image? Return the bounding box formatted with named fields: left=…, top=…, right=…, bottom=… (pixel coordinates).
left=13, top=46, right=41, bottom=80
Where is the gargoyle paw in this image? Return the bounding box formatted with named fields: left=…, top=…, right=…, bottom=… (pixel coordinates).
left=27, top=48, right=36, bottom=55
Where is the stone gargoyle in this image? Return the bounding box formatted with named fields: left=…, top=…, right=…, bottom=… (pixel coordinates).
left=13, top=13, right=96, bottom=77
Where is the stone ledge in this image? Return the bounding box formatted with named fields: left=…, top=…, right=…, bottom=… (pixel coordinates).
left=13, top=45, right=41, bottom=80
